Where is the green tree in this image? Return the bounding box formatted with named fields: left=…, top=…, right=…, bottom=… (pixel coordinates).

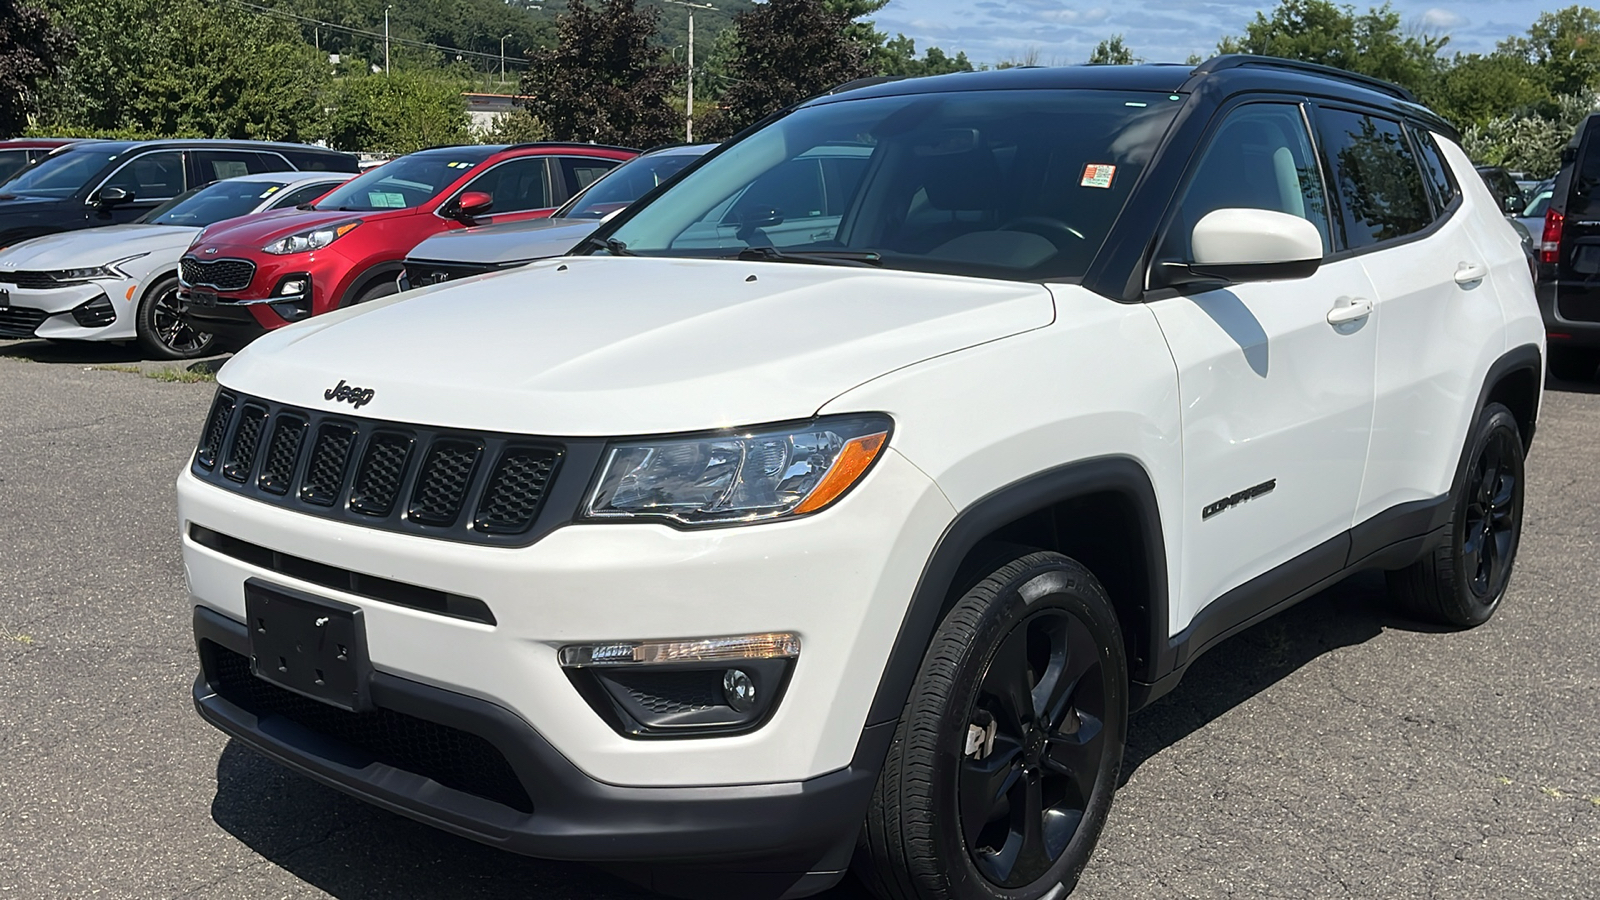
left=481, top=106, right=548, bottom=144
left=37, top=0, right=327, bottom=140
left=1217, top=0, right=1447, bottom=97
left=0, top=0, right=72, bottom=138
left=707, top=0, right=871, bottom=137
left=1088, top=35, right=1136, bottom=65
left=1463, top=94, right=1594, bottom=178
left=876, top=34, right=974, bottom=77
left=325, top=70, right=471, bottom=152
left=519, top=0, right=683, bottom=148
left=1425, top=52, right=1550, bottom=131
left=1499, top=6, right=1600, bottom=99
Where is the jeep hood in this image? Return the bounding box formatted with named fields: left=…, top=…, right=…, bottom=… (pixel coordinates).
left=220, top=256, right=1055, bottom=436
left=0, top=223, right=194, bottom=268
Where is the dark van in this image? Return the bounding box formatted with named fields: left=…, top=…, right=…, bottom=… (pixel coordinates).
left=1539, top=113, right=1600, bottom=378
left=0, top=140, right=358, bottom=250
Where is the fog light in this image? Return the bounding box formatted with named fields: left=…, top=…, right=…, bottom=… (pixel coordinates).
left=278, top=279, right=306, bottom=296
left=71, top=293, right=116, bottom=328
left=723, top=668, right=756, bottom=712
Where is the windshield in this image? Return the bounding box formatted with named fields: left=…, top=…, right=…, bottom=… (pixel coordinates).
left=603, top=90, right=1184, bottom=281
left=559, top=152, right=704, bottom=219
left=142, top=179, right=292, bottom=227
left=0, top=147, right=119, bottom=198
left=313, top=152, right=486, bottom=211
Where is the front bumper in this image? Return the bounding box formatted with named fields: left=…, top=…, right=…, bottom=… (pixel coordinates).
left=195, top=604, right=890, bottom=888
left=176, top=291, right=269, bottom=344
left=0, top=279, right=136, bottom=340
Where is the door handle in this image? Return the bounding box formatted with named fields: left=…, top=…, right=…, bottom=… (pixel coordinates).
left=1454, top=262, right=1488, bottom=285
left=1327, top=296, right=1373, bottom=326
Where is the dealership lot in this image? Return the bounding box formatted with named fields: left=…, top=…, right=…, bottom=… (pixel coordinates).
left=1, top=338, right=1596, bottom=900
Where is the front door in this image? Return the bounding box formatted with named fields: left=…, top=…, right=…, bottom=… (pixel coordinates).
left=1146, top=101, right=1378, bottom=631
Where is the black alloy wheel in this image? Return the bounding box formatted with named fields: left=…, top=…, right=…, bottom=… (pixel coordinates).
left=1387, top=402, right=1525, bottom=628
left=1459, top=426, right=1520, bottom=601
left=857, top=550, right=1127, bottom=900
left=961, top=608, right=1106, bottom=887
left=137, top=275, right=215, bottom=360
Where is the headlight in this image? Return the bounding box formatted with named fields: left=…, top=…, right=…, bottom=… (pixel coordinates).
left=584, top=414, right=892, bottom=526
left=46, top=253, right=148, bottom=282
left=263, top=220, right=361, bottom=255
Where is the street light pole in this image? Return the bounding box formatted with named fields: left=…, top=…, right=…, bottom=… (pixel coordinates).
left=501, top=34, right=512, bottom=86
left=384, top=6, right=391, bottom=74
left=664, top=0, right=714, bottom=143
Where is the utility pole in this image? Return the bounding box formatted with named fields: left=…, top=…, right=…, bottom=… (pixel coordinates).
left=664, top=0, right=713, bottom=143
left=501, top=33, right=512, bottom=86
left=384, top=6, right=391, bottom=74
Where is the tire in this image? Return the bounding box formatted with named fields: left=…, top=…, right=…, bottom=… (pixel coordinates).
left=344, top=274, right=400, bottom=307
left=135, top=275, right=215, bottom=360
left=1547, top=345, right=1598, bottom=382
left=1386, top=402, right=1525, bottom=628
left=856, top=550, right=1128, bottom=900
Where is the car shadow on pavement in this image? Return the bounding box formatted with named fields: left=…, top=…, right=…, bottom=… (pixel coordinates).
left=1120, top=569, right=1441, bottom=781
left=0, top=337, right=230, bottom=372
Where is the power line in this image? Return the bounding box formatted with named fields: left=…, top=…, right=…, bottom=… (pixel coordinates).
left=216, top=0, right=534, bottom=68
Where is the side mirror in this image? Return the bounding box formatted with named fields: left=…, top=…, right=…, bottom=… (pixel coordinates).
left=452, top=190, right=493, bottom=220
left=1165, top=208, right=1323, bottom=286
left=96, top=186, right=134, bottom=207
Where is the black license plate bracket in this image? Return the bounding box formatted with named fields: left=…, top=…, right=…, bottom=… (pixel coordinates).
left=189, top=289, right=217, bottom=307
left=244, top=579, right=372, bottom=711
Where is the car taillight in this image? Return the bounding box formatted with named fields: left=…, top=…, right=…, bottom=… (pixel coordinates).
left=1541, top=208, right=1565, bottom=264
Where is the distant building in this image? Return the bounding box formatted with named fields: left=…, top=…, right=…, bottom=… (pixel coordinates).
left=463, top=93, right=534, bottom=135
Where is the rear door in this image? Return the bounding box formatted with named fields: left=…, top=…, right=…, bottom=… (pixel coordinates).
left=1146, top=100, right=1379, bottom=629
left=1336, top=112, right=1507, bottom=532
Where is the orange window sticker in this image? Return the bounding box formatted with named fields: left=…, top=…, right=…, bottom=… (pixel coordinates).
left=1081, top=163, right=1116, bottom=188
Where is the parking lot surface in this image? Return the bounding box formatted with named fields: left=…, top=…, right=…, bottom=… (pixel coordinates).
left=1, top=338, right=1596, bottom=900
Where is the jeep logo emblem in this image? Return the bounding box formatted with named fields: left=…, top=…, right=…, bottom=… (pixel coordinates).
left=324, top=379, right=375, bottom=409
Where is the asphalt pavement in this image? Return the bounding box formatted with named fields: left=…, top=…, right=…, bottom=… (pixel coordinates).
left=1, top=337, right=1596, bottom=900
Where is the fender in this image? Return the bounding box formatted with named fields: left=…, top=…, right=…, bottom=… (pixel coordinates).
left=1474, top=342, right=1543, bottom=451
left=861, top=455, right=1169, bottom=729
left=339, top=261, right=406, bottom=309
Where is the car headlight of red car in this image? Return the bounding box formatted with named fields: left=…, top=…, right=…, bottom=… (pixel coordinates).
left=262, top=220, right=362, bottom=255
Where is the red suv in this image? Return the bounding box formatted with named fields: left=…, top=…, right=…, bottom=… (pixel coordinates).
left=176, top=142, right=635, bottom=341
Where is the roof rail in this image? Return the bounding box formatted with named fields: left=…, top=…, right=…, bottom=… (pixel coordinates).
left=1190, top=54, right=1418, bottom=104
left=826, top=75, right=908, bottom=96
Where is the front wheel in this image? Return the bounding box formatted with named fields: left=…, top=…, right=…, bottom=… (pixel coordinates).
left=857, top=550, right=1127, bottom=900
left=1387, top=402, right=1525, bottom=627
left=136, top=275, right=215, bottom=360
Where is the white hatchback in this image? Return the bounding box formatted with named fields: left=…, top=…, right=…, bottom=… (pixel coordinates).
left=0, top=170, right=350, bottom=358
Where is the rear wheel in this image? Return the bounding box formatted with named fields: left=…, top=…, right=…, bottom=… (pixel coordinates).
left=136, top=275, right=215, bottom=360
left=1387, top=402, right=1525, bottom=627
left=857, top=550, right=1127, bottom=900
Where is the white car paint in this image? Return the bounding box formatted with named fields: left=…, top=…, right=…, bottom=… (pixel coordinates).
left=0, top=171, right=349, bottom=344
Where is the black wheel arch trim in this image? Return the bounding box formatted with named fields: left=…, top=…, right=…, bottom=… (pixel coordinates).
left=342, top=262, right=406, bottom=307
left=862, top=455, right=1170, bottom=728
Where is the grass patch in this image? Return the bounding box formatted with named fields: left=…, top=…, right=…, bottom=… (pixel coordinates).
left=93, top=364, right=144, bottom=375
left=0, top=625, right=35, bottom=646
left=146, top=367, right=215, bottom=384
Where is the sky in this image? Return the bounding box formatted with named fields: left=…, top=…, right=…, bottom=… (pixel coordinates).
left=871, top=0, right=1564, bottom=68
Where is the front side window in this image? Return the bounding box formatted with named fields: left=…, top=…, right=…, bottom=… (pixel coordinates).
left=462, top=157, right=552, bottom=214
left=101, top=150, right=185, bottom=201
left=314, top=152, right=489, bottom=212
left=1317, top=108, right=1432, bottom=248
left=1, top=147, right=121, bottom=198
left=143, top=179, right=295, bottom=227
left=1157, top=102, right=1331, bottom=264
left=603, top=89, right=1185, bottom=282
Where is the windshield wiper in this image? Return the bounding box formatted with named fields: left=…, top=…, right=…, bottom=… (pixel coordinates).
left=581, top=235, right=636, bottom=257
left=734, top=246, right=883, bottom=267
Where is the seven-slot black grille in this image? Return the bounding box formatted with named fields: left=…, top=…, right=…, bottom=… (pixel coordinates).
left=0, top=271, right=59, bottom=289
left=191, top=389, right=568, bottom=546
left=180, top=257, right=256, bottom=292
left=206, top=643, right=532, bottom=812
left=0, top=305, right=49, bottom=338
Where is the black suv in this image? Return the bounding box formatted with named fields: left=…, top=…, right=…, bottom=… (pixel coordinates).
left=0, top=140, right=358, bottom=250
left=1536, top=113, right=1600, bottom=378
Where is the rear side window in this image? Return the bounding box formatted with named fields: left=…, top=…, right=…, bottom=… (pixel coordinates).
left=558, top=157, right=621, bottom=200
left=192, top=151, right=282, bottom=184
left=1408, top=126, right=1457, bottom=213
left=1157, top=103, right=1332, bottom=262
left=1316, top=108, right=1432, bottom=249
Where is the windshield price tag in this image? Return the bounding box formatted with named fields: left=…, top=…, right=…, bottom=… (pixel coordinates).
left=1080, top=164, right=1116, bottom=189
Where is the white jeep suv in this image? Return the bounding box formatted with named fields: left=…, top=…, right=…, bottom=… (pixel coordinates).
left=179, top=57, right=1543, bottom=900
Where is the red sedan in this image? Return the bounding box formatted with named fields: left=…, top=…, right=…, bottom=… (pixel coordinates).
left=176, top=142, right=635, bottom=341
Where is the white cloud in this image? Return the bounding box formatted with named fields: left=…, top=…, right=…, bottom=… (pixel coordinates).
left=1421, top=7, right=1465, bottom=29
